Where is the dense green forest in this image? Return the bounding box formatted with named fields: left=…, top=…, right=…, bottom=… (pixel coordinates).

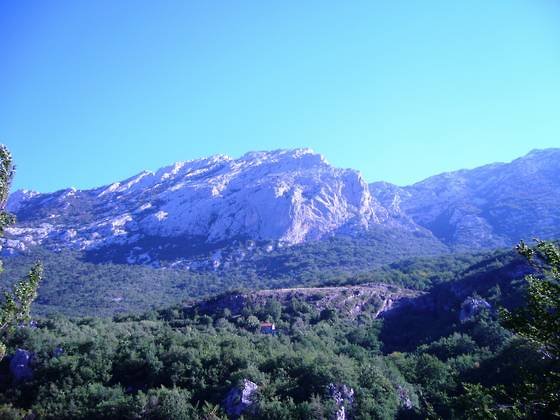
left=1, top=244, right=508, bottom=317
left=0, top=240, right=558, bottom=419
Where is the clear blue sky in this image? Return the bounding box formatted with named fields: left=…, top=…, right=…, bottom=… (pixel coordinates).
left=1, top=1, right=559, bottom=192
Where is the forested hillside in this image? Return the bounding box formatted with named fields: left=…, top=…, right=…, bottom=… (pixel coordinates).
left=1, top=241, right=511, bottom=317
left=0, top=242, right=556, bottom=419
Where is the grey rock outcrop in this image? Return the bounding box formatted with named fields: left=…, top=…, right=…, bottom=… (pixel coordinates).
left=191, top=284, right=422, bottom=320
left=370, top=148, right=560, bottom=250
left=5, top=148, right=560, bottom=266
left=9, top=348, right=33, bottom=383
left=397, top=385, right=414, bottom=410
left=5, top=149, right=417, bottom=265
left=223, top=379, right=258, bottom=418
left=327, top=383, right=354, bottom=420
left=460, top=297, right=492, bottom=322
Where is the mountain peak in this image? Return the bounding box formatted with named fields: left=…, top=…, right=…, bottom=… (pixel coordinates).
left=239, top=148, right=327, bottom=165
left=5, top=148, right=392, bottom=262
left=370, top=146, right=560, bottom=250
left=7, top=147, right=560, bottom=267
left=525, top=147, right=560, bottom=158
left=6, top=189, right=40, bottom=213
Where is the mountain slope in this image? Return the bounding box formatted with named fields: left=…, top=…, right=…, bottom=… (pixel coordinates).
left=370, top=148, right=560, bottom=250
left=4, top=148, right=439, bottom=266
left=4, top=148, right=559, bottom=268
left=0, top=231, right=450, bottom=317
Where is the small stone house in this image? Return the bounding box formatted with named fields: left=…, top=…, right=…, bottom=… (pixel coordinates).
left=260, top=322, right=276, bottom=334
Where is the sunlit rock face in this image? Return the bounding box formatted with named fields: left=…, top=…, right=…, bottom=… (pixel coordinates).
left=4, top=149, right=403, bottom=262
left=223, top=379, right=258, bottom=417
left=8, top=147, right=558, bottom=266
left=370, top=148, right=560, bottom=250
left=132, top=148, right=385, bottom=244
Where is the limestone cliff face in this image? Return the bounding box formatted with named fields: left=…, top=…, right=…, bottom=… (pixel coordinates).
left=5, top=149, right=405, bottom=262
left=6, top=147, right=559, bottom=265
left=370, top=148, right=560, bottom=250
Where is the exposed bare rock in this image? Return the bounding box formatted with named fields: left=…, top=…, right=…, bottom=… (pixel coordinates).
left=6, top=147, right=560, bottom=266
left=459, top=297, right=492, bottom=322
left=370, top=148, right=560, bottom=250
left=327, top=383, right=354, bottom=420
left=9, top=349, right=33, bottom=384
left=397, top=385, right=414, bottom=410
left=192, top=283, right=422, bottom=320
left=223, top=379, right=258, bottom=418
left=5, top=149, right=416, bottom=264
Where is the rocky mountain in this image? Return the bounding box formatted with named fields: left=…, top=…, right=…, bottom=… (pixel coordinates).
left=370, top=148, right=560, bottom=250
left=4, top=149, right=435, bottom=267
left=4, top=148, right=559, bottom=268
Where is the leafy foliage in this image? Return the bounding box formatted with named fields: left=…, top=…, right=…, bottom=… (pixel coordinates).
left=502, top=240, right=560, bottom=358
left=499, top=240, right=560, bottom=417
left=0, top=250, right=555, bottom=419
left=0, top=145, right=42, bottom=360
left=0, top=245, right=514, bottom=317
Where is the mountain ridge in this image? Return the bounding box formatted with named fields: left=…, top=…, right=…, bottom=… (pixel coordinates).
left=12, top=147, right=559, bottom=196
left=4, top=147, right=559, bottom=267
left=369, top=147, right=560, bottom=249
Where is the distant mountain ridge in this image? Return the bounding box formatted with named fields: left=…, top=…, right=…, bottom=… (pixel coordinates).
left=370, top=148, right=560, bottom=250
left=4, top=147, right=560, bottom=267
